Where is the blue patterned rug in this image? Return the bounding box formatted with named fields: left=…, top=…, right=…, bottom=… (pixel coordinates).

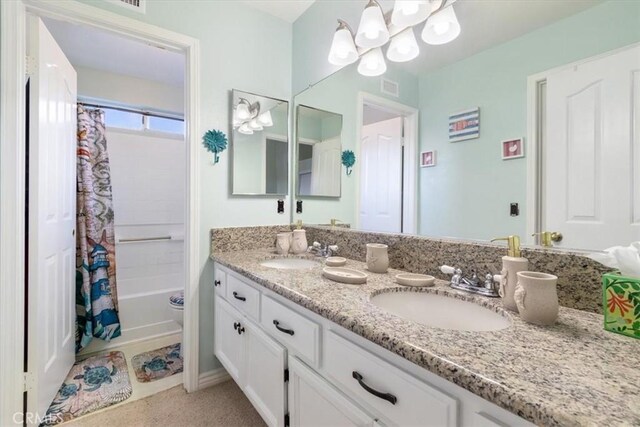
left=131, top=343, right=183, bottom=383
left=43, top=351, right=132, bottom=425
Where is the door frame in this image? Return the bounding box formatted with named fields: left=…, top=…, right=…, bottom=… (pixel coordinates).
left=0, top=1, right=201, bottom=422
left=355, top=92, right=419, bottom=234
left=525, top=41, right=640, bottom=246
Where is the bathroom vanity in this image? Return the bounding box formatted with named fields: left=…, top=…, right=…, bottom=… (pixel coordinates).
left=211, top=243, right=639, bottom=427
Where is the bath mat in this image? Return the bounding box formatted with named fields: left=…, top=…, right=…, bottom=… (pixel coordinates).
left=131, top=343, right=183, bottom=383
left=42, top=351, right=132, bottom=425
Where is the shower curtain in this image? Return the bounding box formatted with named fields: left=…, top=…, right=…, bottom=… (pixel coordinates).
left=76, top=105, right=121, bottom=352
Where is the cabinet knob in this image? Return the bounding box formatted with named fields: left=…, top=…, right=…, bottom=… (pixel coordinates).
left=214, top=280, right=221, bottom=287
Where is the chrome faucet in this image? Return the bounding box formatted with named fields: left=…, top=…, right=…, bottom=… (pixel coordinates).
left=308, top=241, right=338, bottom=258
left=440, top=265, right=500, bottom=297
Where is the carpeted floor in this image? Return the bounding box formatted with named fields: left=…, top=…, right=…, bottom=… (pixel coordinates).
left=63, top=379, right=266, bottom=427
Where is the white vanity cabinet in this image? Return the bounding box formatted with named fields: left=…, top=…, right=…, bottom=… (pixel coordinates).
left=213, top=263, right=534, bottom=427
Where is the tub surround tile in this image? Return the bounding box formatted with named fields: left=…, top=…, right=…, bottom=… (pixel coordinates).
left=210, top=248, right=640, bottom=427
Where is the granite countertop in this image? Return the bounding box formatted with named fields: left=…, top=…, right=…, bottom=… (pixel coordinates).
left=211, top=249, right=640, bottom=427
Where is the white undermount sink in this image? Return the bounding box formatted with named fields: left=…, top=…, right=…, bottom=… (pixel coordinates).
left=260, top=258, right=319, bottom=270
left=371, top=291, right=511, bottom=332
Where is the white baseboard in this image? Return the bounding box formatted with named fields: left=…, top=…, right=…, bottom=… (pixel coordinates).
left=198, top=367, right=230, bottom=390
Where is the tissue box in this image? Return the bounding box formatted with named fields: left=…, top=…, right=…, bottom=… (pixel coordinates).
left=603, top=272, right=640, bottom=339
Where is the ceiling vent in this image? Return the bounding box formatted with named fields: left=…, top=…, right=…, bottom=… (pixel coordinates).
left=380, top=78, right=399, bottom=97
left=107, top=0, right=146, bottom=13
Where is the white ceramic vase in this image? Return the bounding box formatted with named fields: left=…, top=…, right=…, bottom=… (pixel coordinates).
left=514, top=271, right=559, bottom=326
left=366, top=243, right=389, bottom=273
left=290, top=229, right=308, bottom=254
left=276, top=232, right=291, bottom=255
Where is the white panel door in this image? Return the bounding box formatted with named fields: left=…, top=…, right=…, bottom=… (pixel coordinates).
left=310, top=137, right=341, bottom=196
left=214, top=297, right=244, bottom=384
left=359, top=117, right=403, bottom=233
left=27, top=17, right=78, bottom=420
left=288, top=357, right=375, bottom=427
left=244, top=320, right=287, bottom=427
left=545, top=45, right=640, bottom=250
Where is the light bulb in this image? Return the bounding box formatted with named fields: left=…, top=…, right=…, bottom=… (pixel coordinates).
left=235, top=101, right=251, bottom=120
left=355, top=1, right=389, bottom=49
left=328, top=23, right=358, bottom=66
left=391, top=1, right=431, bottom=28
left=387, top=28, right=419, bottom=63
left=357, top=47, right=387, bottom=77
left=422, top=5, right=460, bottom=45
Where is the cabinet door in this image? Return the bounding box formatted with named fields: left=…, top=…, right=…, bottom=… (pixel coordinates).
left=244, top=320, right=287, bottom=427
left=214, top=297, right=244, bottom=384
left=289, top=357, right=375, bottom=427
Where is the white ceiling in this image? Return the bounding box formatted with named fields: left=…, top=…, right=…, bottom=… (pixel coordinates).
left=395, top=0, right=602, bottom=75
left=241, top=0, right=316, bottom=23
left=43, top=17, right=185, bottom=86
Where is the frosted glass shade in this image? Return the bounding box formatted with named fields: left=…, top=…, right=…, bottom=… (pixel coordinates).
left=238, top=123, right=253, bottom=135
left=422, top=5, right=461, bottom=45
left=257, top=110, right=273, bottom=127
left=387, top=28, right=420, bottom=62
left=235, top=102, right=251, bottom=120
left=248, top=118, right=263, bottom=131
left=391, top=1, right=431, bottom=28
left=328, top=28, right=358, bottom=66
left=358, top=47, right=387, bottom=77
left=355, top=2, right=390, bottom=49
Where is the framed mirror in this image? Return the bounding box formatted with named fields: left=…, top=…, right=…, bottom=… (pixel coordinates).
left=296, top=105, right=343, bottom=198
left=231, top=89, right=289, bottom=196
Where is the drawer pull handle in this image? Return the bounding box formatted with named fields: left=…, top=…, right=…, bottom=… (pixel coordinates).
left=237, top=325, right=245, bottom=335
left=273, top=320, right=294, bottom=336
left=232, top=291, right=246, bottom=301
left=233, top=322, right=240, bottom=330
left=352, top=371, right=397, bottom=405
left=214, top=280, right=221, bottom=287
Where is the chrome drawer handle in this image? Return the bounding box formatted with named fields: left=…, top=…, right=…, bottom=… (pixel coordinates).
left=273, top=320, right=294, bottom=336
left=232, top=291, right=246, bottom=301
left=352, top=371, right=397, bottom=405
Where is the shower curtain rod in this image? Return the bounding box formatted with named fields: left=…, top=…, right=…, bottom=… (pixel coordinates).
left=77, top=102, right=184, bottom=121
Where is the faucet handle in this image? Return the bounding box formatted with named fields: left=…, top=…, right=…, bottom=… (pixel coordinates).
left=440, top=265, right=456, bottom=275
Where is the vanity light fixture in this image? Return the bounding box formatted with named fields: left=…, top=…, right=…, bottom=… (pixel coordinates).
left=238, top=122, right=254, bottom=135
left=235, top=98, right=252, bottom=121
left=329, top=0, right=460, bottom=76
left=233, top=98, right=276, bottom=133
left=421, top=4, right=460, bottom=45
left=358, top=47, right=387, bottom=76
left=328, top=20, right=359, bottom=66
left=355, top=0, right=390, bottom=49
left=387, top=27, right=420, bottom=62
left=248, top=118, right=264, bottom=131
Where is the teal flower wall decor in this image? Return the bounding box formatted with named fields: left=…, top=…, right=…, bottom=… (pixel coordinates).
left=202, top=129, right=228, bottom=164
left=342, top=150, right=356, bottom=175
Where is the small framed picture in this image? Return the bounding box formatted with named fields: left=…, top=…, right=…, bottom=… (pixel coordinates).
left=501, top=138, right=524, bottom=160
left=420, top=150, right=436, bottom=167
left=449, top=107, right=480, bottom=142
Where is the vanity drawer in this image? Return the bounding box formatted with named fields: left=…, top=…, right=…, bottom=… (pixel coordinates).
left=213, top=264, right=227, bottom=297
left=227, top=274, right=260, bottom=321
left=324, top=331, right=457, bottom=427
left=261, top=296, right=320, bottom=367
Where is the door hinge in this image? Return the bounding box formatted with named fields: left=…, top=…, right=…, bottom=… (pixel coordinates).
left=25, top=55, right=37, bottom=76
left=23, top=371, right=35, bottom=392
left=284, top=413, right=290, bottom=427
left=284, top=368, right=289, bottom=382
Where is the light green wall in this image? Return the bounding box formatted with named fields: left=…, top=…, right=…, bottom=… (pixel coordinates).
left=294, top=63, right=419, bottom=225
left=74, top=0, right=292, bottom=374
left=418, top=0, right=640, bottom=240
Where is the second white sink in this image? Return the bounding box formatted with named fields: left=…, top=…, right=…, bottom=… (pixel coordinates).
left=371, top=291, right=511, bottom=332
left=260, top=258, right=319, bottom=270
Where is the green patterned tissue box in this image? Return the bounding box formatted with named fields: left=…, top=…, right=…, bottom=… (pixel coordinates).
left=603, top=272, right=640, bottom=339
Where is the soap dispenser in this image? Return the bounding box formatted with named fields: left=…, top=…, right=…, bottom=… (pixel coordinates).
left=490, top=235, right=528, bottom=312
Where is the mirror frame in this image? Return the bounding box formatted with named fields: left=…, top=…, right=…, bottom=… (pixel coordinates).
left=294, top=103, right=344, bottom=199
left=230, top=88, right=290, bottom=197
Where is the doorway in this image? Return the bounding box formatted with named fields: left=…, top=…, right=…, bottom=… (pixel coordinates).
left=356, top=92, right=418, bottom=234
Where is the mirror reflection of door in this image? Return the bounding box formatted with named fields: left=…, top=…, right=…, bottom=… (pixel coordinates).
left=539, top=45, right=640, bottom=250
left=360, top=109, right=404, bottom=233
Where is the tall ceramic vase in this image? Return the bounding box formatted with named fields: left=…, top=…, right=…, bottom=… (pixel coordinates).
left=366, top=243, right=389, bottom=273
left=514, top=271, right=559, bottom=326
